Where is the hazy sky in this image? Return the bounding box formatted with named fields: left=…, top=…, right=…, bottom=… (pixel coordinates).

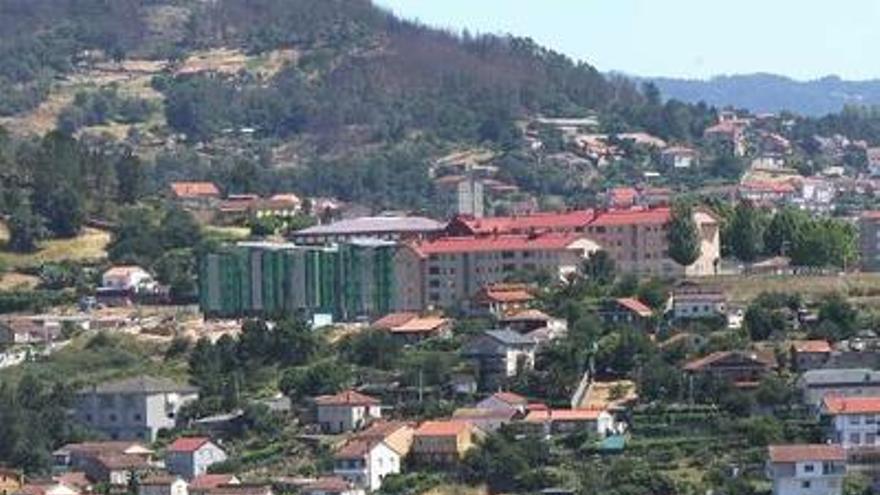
left=374, top=1, right=880, bottom=81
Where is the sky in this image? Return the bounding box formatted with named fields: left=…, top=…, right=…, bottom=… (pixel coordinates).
left=374, top=1, right=880, bottom=81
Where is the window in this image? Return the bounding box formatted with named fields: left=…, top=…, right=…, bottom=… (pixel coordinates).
left=868, top=433, right=877, bottom=445
left=428, top=267, right=440, bottom=275
left=801, top=481, right=811, bottom=489
left=850, top=415, right=862, bottom=425
left=133, top=414, right=142, bottom=421
left=109, top=414, right=118, bottom=423
left=851, top=432, right=861, bottom=445
left=804, top=464, right=815, bottom=473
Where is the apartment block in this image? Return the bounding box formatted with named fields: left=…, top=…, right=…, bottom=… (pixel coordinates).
left=199, top=240, right=396, bottom=322
left=446, top=206, right=720, bottom=279
left=395, top=234, right=600, bottom=310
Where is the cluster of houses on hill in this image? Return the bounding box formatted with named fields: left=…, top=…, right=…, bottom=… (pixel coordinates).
left=673, top=337, right=880, bottom=495
left=0, top=363, right=630, bottom=495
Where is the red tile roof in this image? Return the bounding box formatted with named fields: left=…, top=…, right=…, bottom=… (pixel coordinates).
left=190, top=475, right=239, bottom=490
left=452, top=210, right=595, bottom=235
left=615, top=298, right=653, bottom=318
left=501, top=309, right=551, bottom=322
left=167, top=437, right=212, bottom=453
left=861, top=211, right=880, bottom=221
left=791, top=340, right=832, bottom=354
left=768, top=444, right=845, bottom=463
left=372, top=312, right=418, bottom=330
left=390, top=317, right=449, bottom=334
left=170, top=182, right=220, bottom=199
left=683, top=350, right=777, bottom=372
left=409, top=233, right=590, bottom=256
left=414, top=420, right=471, bottom=437
left=333, top=438, right=382, bottom=460
left=315, top=390, right=380, bottom=406
left=524, top=408, right=606, bottom=423
left=589, top=207, right=670, bottom=227
left=477, top=284, right=535, bottom=304
left=823, top=396, right=880, bottom=415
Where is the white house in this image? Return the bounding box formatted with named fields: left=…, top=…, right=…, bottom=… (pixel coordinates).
left=461, top=330, right=537, bottom=390
left=661, top=146, right=698, bottom=169
left=767, top=444, right=845, bottom=495
left=101, top=266, right=154, bottom=292
left=820, top=396, right=880, bottom=448
left=138, top=475, right=189, bottom=495
left=166, top=437, right=227, bottom=480
left=74, top=376, right=199, bottom=442
left=315, top=390, right=382, bottom=434
left=672, top=287, right=727, bottom=320
left=333, top=439, right=400, bottom=492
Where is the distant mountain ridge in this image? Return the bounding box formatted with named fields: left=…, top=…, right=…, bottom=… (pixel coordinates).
left=643, top=73, right=880, bottom=116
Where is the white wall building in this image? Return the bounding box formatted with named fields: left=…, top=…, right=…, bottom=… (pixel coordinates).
left=821, top=396, right=880, bottom=448
left=333, top=439, right=400, bottom=492
left=101, top=266, right=154, bottom=291
left=315, top=390, right=382, bottom=434
left=767, top=444, right=845, bottom=495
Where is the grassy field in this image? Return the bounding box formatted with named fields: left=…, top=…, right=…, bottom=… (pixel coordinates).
left=696, top=273, right=880, bottom=304
left=0, top=331, right=187, bottom=386
left=0, top=225, right=111, bottom=270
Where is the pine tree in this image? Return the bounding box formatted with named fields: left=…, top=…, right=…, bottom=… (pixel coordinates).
left=667, top=201, right=701, bottom=266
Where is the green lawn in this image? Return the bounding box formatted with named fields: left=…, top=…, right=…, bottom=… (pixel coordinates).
left=695, top=273, right=880, bottom=304
left=0, top=331, right=187, bottom=386
left=0, top=225, right=111, bottom=270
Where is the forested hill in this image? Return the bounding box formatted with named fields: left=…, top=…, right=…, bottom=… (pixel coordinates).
left=0, top=0, right=646, bottom=143
left=646, top=73, right=880, bottom=116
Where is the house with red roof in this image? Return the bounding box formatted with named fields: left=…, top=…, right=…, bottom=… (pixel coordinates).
left=169, top=182, right=221, bottom=216
left=471, top=283, right=535, bottom=318
left=766, top=444, right=845, bottom=495
left=301, top=477, right=363, bottom=495
left=332, top=422, right=414, bottom=492
left=371, top=312, right=451, bottom=344
left=523, top=408, right=616, bottom=437
left=599, top=298, right=655, bottom=330
left=790, top=340, right=833, bottom=371
left=166, top=437, right=227, bottom=480
left=821, top=396, right=880, bottom=449
left=411, top=421, right=480, bottom=465
left=683, top=350, right=778, bottom=389
left=315, top=390, right=382, bottom=434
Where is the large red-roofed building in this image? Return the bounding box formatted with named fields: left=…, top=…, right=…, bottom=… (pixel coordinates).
left=394, top=206, right=719, bottom=311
